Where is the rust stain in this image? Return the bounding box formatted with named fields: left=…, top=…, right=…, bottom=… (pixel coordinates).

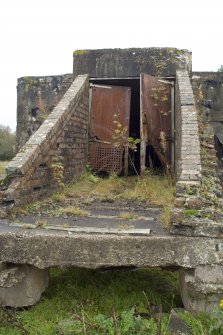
left=89, top=85, right=131, bottom=174
left=141, top=74, right=172, bottom=168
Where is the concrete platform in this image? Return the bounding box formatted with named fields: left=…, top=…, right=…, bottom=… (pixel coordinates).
left=6, top=204, right=167, bottom=236
left=1, top=199, right=223, bottom=269
left=0, top=217, right=223, bottom=270
left=1, top=202, right=223, bottom=312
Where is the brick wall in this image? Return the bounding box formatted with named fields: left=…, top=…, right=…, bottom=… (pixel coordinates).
left=170, top=70, right=202, bottom=233
left=171, top=71, right=223, bottom=237
left=175, top=70, right=201, bottom=183
left=3, top=75, right=89, bottom=206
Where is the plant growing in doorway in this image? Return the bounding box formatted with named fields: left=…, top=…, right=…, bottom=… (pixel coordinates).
left=112, top=114, right=140, bottom=175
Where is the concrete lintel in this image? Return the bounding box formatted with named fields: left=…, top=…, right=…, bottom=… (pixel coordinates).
left=0, top=229, right=222, bottom=270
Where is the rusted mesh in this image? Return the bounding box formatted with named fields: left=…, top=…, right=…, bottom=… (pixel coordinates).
left=89, top=142, right=124, bottom=175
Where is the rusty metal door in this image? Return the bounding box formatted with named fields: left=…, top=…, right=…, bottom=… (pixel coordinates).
left=89, top=84, right=131, bottom=175
left=140, top=73, right=173, bottom=173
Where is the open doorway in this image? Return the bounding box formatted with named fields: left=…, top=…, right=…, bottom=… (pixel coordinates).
left=89, top=76, right=174, bottom=176
left=90, top=78, right=141, bottom=174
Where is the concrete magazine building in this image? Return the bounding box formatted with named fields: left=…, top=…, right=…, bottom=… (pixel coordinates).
left=0, top=47, right=223, bottom=312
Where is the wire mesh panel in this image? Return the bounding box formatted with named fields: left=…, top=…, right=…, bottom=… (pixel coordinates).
left=89, top=142, right=124, bottom=175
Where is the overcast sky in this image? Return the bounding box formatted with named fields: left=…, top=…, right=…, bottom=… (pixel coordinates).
left=0, top=0, right=222, bottom=131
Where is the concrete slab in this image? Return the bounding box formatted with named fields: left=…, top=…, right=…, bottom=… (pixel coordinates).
left=7, top=200, right=167, bottom=235
left=7, top=211, right=167, bottom=236
left=0, top=219, right=223, bottom=270
left=1, top=200, right=223, bottom=311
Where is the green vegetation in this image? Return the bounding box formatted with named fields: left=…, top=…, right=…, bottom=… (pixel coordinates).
left=118, top=212, right=137, bottom=221
left=0, top=125, right=16, bottom=161
left=112, top=114, right=141, bottom=153
left=0, top=267, right=181, bottom=335
left=0, top=268, right=222, bottom=334
left=63, top=170, right=175, bottom=207
left=0, top=161, right=9, bottom=175
left=55, top=206, right=89, bottom=218
left=50, top=155, right=65, bottom=189
left=179, top=310, right=223, bottom=335
left=24, top=77, right=38, bottom=86
left=11, top=170, right=175, bottom=227
left=73, top=50, right=89, bottom=56
left=184, top=209, right=199, bottom=218
left=161, top=206, right=172, bottom=229
left=25, top=201, right=43, bottom=214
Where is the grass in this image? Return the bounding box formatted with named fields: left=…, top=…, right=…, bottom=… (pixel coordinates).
left=55, top=206, right=89, bottom=217
left=0, top=267, right=181, bottom=335
left=11, top=169, right=175, bottom=227
left=0, top=170, right=221, bottom=334
left=60, top=170, right=175, bottom=208
left=0, top=161, right=9, bottom=175
left=118, top=212, right=137, bottom=221
left=59, top=170, right=175, bottom=228
left=184, top=209, right=200, bottom=218
left=0, top=268, right=221, bottom=335
left=161, top=206, right=172, bottom=229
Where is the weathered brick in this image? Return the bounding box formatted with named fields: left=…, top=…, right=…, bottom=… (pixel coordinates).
left=175, top=70, right=201, bottom=184
left=3, top=75, right=89, bottom=206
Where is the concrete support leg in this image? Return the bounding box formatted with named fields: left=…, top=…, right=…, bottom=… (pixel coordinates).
left=179, top=266, right=223, bottom=314
left=0, top=263, right=49, bottom=307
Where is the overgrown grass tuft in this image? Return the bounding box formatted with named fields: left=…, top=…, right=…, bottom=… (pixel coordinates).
left=118, top=171, right=175, bottom=207
left=161, top=206, right=173, bottom=229
left=0, top=161, right=9, bottom=175
left=63, top=170, right=175, bottom=208
left=118, top=212, right=137, bottom=221
left=55, top=206, right=89, bottom=217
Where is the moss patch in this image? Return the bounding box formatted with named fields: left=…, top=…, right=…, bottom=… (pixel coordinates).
left=73, top=50, right=89, bottom=56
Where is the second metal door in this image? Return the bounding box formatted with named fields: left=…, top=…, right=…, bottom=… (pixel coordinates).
left=140, top=73, right=174, bottom=173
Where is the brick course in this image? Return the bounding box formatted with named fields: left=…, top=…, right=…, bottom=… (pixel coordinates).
left=175, top=70, right=201, bottom=183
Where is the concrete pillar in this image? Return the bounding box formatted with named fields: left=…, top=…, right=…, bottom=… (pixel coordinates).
left=0, top=263, right=49, bottom=307
left=179, top=266, right=223, bottom=314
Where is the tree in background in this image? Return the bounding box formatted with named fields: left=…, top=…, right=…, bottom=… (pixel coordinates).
left=0, top=125, right=16, bottom=161
left=218, top=65, right=223, bottom=72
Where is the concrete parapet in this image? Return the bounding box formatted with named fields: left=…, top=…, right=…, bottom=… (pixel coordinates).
left=73, top=48, right=192, bottom=78
left=17, top=74, right=73, bottom=150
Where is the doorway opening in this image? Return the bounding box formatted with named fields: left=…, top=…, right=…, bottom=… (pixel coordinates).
left=90, top=78, right=141, bottom=174
left=89, top=76, right=174, bottom=176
